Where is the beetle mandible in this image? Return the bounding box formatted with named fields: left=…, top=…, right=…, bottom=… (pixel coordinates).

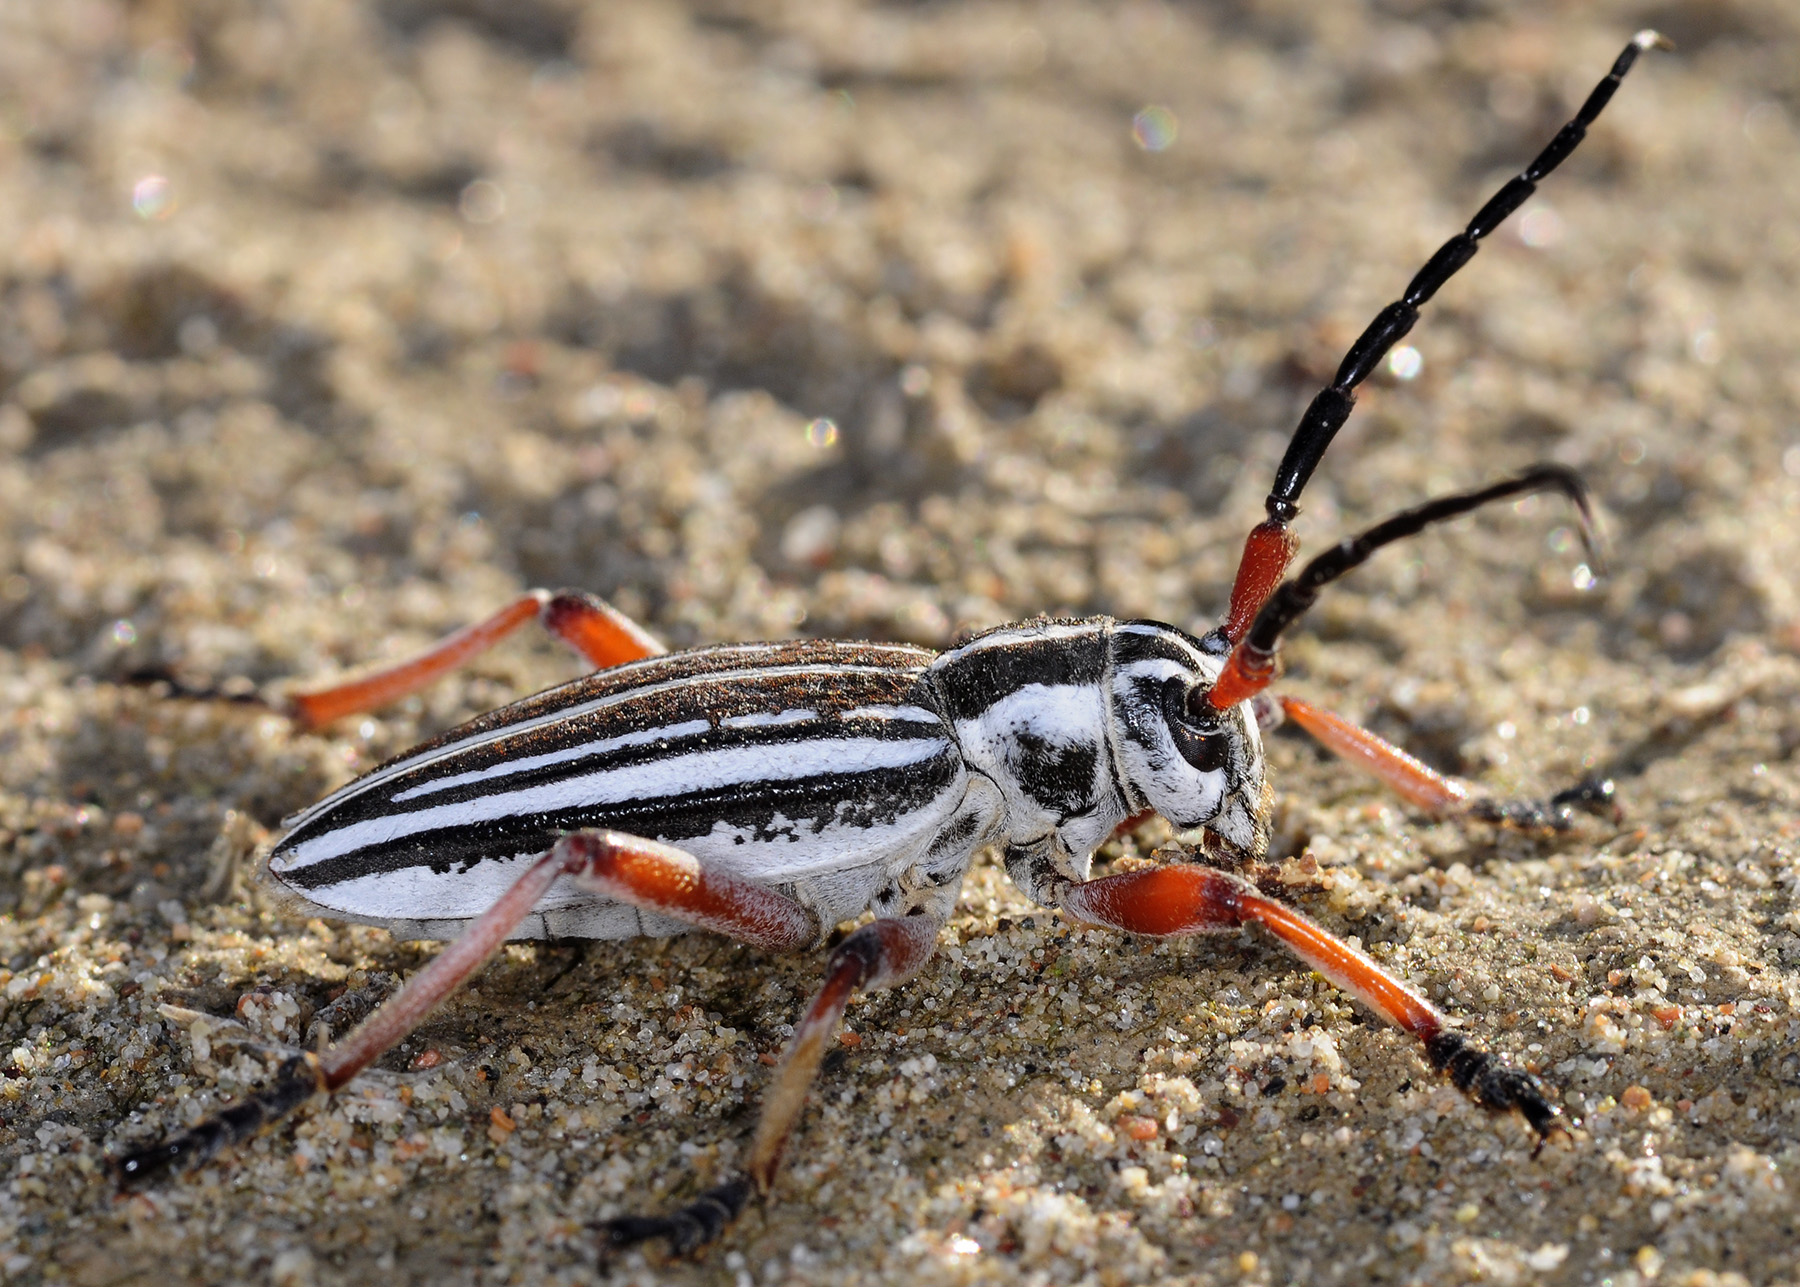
left=116, top=31, right=1667, bottom=1256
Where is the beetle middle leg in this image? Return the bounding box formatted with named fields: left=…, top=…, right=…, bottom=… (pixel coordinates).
left=1056, top=863, right=1562, bottom=1138
left=599, top=913, right=942, bottom=1256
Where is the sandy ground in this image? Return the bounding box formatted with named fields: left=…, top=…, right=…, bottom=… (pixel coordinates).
left=2, top=1, right=1799, bottom=1284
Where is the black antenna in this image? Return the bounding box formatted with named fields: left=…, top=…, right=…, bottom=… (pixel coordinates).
left=1208, top=465, right=1600, bottom=709
left=1262, top=31, right=1669, bottom=525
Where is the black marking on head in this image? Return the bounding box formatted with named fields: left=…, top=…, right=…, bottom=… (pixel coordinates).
left=1113, top=674, right=1174, bottom=763
left=1106, top=623, right=1264, bottom=843
left=1110, top=623, right=1236, bottom=773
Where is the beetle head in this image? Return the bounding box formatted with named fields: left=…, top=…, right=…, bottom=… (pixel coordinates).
left=1106, top=622, right=1270, bottom=857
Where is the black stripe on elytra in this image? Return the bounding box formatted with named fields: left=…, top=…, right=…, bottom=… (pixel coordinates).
left=282, top=717, right=955, bottom=841
left=299, top=661, right=944, bottom=823
left=363, top=641, right=936, bottom=776
left=929, top=625, right=1108, bottom=722
left=281, top=754, right=964, bottom=891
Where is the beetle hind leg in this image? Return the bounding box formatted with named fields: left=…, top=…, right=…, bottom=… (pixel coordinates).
left=283, top=589, right=667, bottom=728
left=116, top=838, right=594, bottom=1186
left=116, top=1053, right=326, bottom=1187
left=116, top=830, right=820, bottom=1191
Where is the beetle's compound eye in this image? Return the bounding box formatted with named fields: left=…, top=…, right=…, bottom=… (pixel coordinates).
left=1162, top=679, right=1231, bottom=773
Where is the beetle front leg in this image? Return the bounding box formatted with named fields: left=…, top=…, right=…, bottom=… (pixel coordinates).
left=1057, top=863, right=1564, bottom=1140
left=286, top=589, right=666, bottom=728
left=601, top=914, right=942, bottom=1257
left=1277, top=696, right=1617, bottom=830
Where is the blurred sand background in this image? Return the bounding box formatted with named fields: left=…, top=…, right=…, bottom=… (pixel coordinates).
left=2, top=1, right=1799, bottom=1283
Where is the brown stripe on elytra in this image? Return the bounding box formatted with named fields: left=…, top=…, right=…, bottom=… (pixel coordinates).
left=324, top=653, right=936, bottom=815
left=488, top=664, right=932, bottom=758
left=378, top=640, right=935, bottom=766
left=355, top=664, right=942, bottom=796
left=298, top=702, right=954, bottom=835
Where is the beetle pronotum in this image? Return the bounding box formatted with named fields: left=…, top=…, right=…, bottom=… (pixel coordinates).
left=116, top=32, right=1667, bottom=1256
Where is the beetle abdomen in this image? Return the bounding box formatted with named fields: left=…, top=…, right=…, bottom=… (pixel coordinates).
left=269, top=640, right=967, bottom=936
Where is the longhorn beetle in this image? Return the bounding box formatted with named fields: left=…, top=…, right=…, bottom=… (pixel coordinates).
left=116, top=32, right=1666, bottom=1256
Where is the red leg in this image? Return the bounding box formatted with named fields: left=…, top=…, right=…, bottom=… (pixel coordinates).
left=541, top=590, right=667, bottom=669
left=119, top=830, right=815, bottom=1188
left=602, top=914, right=941, bottom=1255
left=1280, top=696, right=1617, bottom=829
left=1279, top=696, right=1472, bottom=814
left=286, top=590, right=666, bottom=729
left=746, top=916, right=938, bottom=1189
left=562, top=830, right=818, bottom=953
left=1059, top=863, right=1562, bottom=1138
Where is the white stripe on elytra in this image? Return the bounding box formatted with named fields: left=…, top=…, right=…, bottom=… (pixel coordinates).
left=396, top=705, right=938, bottom=804
left=276, top=733, right=953, bottom=872
left=389, top=718, right=715, bottom=802
left=282, top=660, right=924, bottom=831
left=839, top=704, right=942, bottom=724
left=291, top=785, right=965, bottom=919
left=720, top=708, right=817, bottom=730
